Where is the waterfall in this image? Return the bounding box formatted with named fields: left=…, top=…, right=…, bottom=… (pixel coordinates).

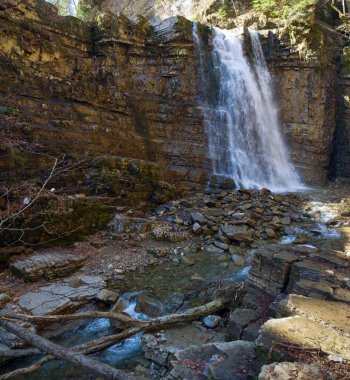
left=194, top=25, right=303, bottom=192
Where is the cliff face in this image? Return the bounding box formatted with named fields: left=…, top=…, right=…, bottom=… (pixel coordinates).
left=268, top=36, right=337, bottom=185
left=0, top=0, right=342, bottom=199
left=0, top=0, right=209, bottom=203
left=333, top=48, right=350, bottom=180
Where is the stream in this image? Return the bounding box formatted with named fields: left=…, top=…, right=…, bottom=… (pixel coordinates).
left=4, top=249, right=246, bottom=379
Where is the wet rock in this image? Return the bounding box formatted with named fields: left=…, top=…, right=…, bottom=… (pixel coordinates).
left=265, top=227, right=277, bottom=239
left=192, top=222, right=202, bottom=235
left=181, top=256, right=195, bottom=266
left=168, top=340, right=256, bottom=380
left=142, top=323, right=225, bottom=367
left=135, top=292, right=168, bottom=317
left=18, top=275, right=105, bottom=315
left=10, top=252, right=85, bottom=282
left=281, top=216, right=291, bottom=225
left=258, top=362, right=335, bottom=380
left=247, top=247, right=299, bottom=296
left=206, top=245, right=225, bottom=254
left=226, top=308, right=263, bottom=341
left=214, top=240, right=229, bottom=251
left=0, top=293, right=10, bottom=306
left=231, top=254, right=245, bottom=266
left=190, top=212, right=206, bottom=224
left=220, top=224, right=253, bottom=243
left=202, top=315, right=221, bottom=329
left=96, top=289, right=119, bottom=304
left=147, top=247, right=171, bottom=257
left=217, top=235, right=230, bottom=244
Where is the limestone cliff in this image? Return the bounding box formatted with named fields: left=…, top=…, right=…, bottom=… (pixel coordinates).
left=0, top=0, right=209, bottom=206
left=0, top=0, right=344, bottom=201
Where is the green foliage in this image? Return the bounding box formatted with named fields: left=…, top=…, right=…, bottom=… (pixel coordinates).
left=251, top=0, right=316, bottom=19
left=215, top=8, right=228, bottom=20
left=251, top=0, right=319, bottom=60
left=10, top=148, right=27, bottom=167
left=46, top=0, right=78, bottom=16
left=341, top=46, right=350, bottom=75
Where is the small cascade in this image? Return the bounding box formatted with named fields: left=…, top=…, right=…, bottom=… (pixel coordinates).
left=193, top=25, right=303, bottom=192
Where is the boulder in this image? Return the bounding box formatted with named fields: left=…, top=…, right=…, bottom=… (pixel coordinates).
left=247, top=247, right=299, bottom=296
left=10, top=252, right=85, bottom=282
left=220, top=224, right=253, bottom=243
left=190, top=212, right=206, bottom=224
left=214, top=240, right=229, bottom=251
left=278, top=294, right=350, bottom=335
left=226, top=308, right=263, bottom=341
left=18, top=275, right=105, bottom=315
left=142, top=323, right=225, bottom=367
left=259, top=362, right=334, bottom=380
left=231, top=254, right=245, bottom=266
left=257, top=316, right=350, bottom=361
left=168, top=340, right=256, bottom=380
left=96, top=289, right=119, bottom=304
left=135, top=292, right=168, bottom=317
left=202, top=315, right=221, bottom=329
left=206, top=245, right=225, bottom=254
left=0, top=293, right=10, bottom=306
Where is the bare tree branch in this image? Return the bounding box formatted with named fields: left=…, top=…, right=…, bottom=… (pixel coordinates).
left=0, top=356, right=54, bottom=380
left=0, top=284, right=245, bottom=378
left=0, top=157, right=58, bottom=229
left=0, top=319, right=140, bottom=380
left=0, top=310, right=145, bottom=326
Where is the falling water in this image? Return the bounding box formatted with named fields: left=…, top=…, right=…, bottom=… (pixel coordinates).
left=194, top=25, right=303, bottom=192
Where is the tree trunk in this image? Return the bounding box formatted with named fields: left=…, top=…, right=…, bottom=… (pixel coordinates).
left=0, top=319, right=140, bottom=380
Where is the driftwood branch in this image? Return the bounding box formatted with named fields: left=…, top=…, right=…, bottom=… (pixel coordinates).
left=0, top=319, right=139, bottom=380
left=0, top=283, right=245, bottom=379
left=0, top=356, right=54, bottom=380
left=0, top=310, right=145, bottom=326
left=0, top=348, right=41, bottom=359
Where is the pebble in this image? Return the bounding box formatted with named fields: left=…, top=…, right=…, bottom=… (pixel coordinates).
left=231, top=254, right=245, bottom=266
left=202, top=315, right=221, bottom=328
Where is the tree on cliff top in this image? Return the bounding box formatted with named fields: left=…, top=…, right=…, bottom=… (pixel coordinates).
left=46, top=0, right=79, bottom=16
left=251, top=0, right=319, bottom=59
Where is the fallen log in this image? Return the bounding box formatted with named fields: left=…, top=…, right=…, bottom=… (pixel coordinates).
left=0, top=319, right=140, bottom=380
left=0, top=310, right=144, bottom=326
left=0, top=356, right=54, bottom=380
left=0, top=282, right=245, bottom=379
left=78, top=282, right=246, bottom=355
left=0, top=348, right=41, bottom=359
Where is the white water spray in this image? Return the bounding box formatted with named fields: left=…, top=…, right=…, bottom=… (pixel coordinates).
left=194, top=25, right=303, bottom=192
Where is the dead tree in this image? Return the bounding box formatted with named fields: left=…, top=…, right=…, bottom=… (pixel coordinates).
left=0, top=283, right=245, bottom=379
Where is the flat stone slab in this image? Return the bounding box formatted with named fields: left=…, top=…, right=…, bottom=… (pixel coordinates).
left=259, top=362, right=334, bottom=380
left=258, top=315, right=350, bottom=362
left=18, top=275, right=105, bottom=315
left=10, top=252, right=86, bottom=281
left=166, top=340, right=256, bottom=380
left=279, top=294, right=350, bottom=334
left=142, top=322, right=225, bottom=366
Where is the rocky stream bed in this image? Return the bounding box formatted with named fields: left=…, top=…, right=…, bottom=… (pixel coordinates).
left=1, top=185, right=350, bottom=379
